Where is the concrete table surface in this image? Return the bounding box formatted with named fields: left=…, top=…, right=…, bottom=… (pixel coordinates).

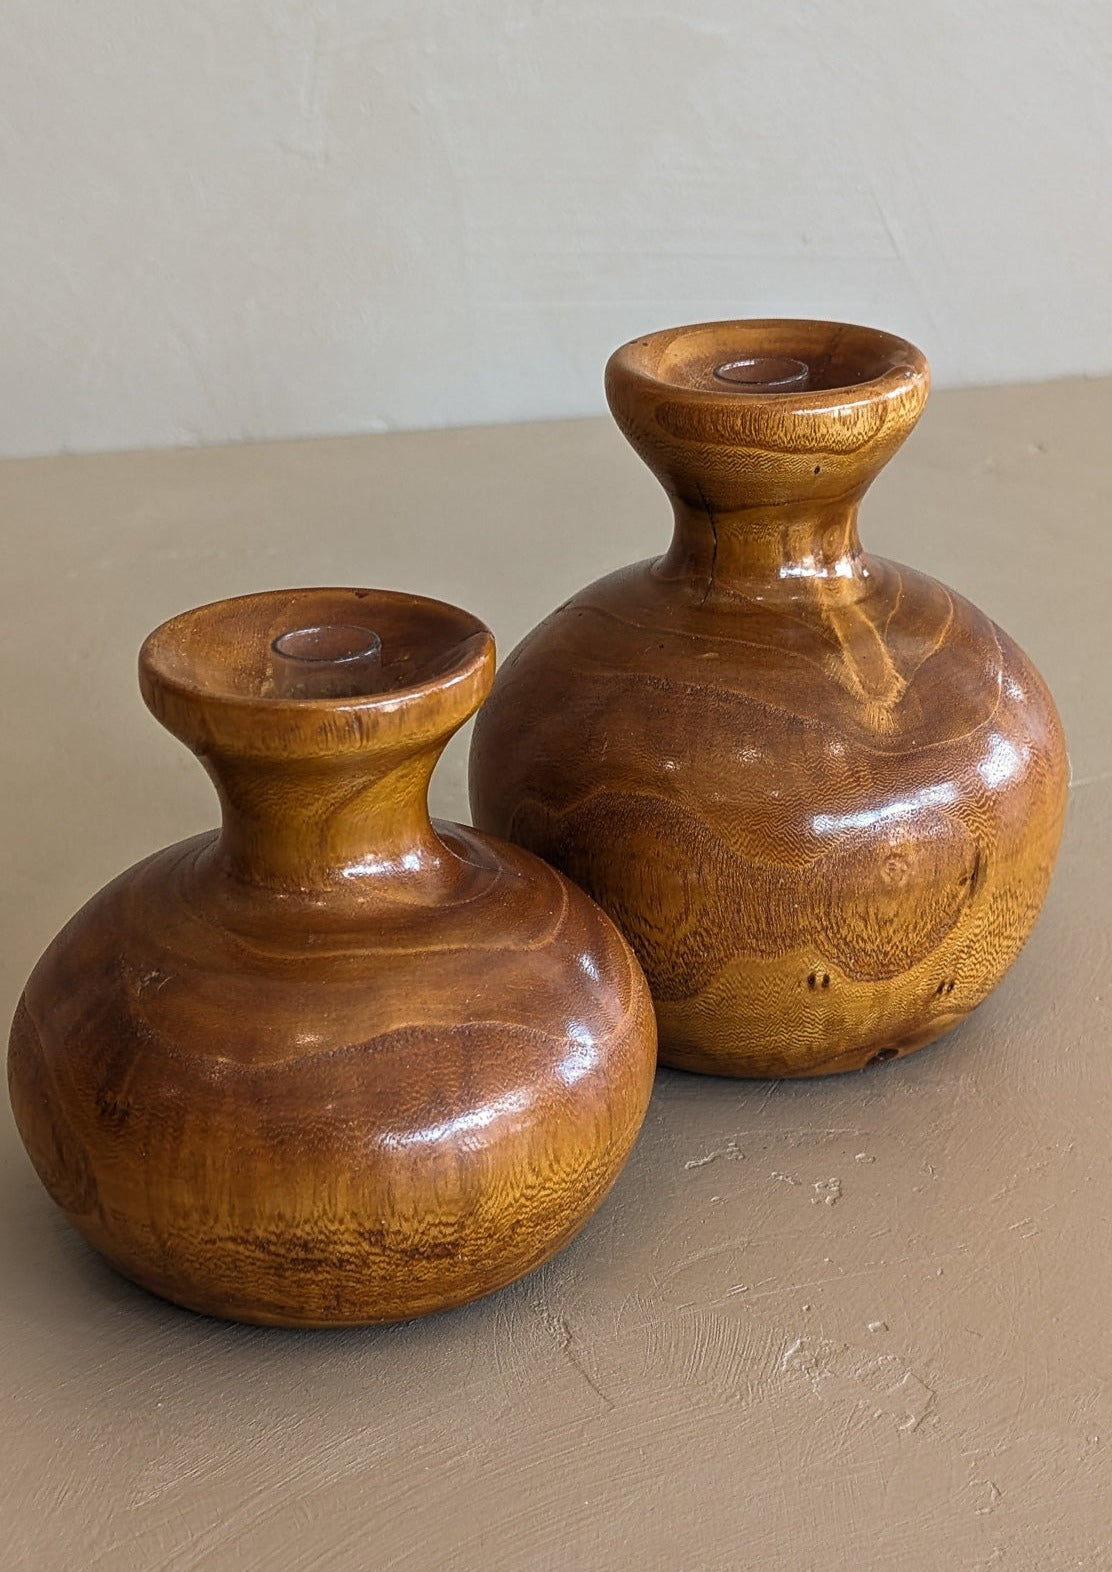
left=1, top=380, right=1109, bottom=1571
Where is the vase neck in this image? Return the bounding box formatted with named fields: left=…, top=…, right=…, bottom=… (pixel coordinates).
left=139, top=588, right=497, bottom=901
left=202, top=745, right=452, bottom=894
left=660, top=496, right=867, bottom=597
left=604, top=317, right=928, bottom=602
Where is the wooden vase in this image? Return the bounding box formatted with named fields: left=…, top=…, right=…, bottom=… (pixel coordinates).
left=8, top=588, right=657, bottom=1325
left=469, top=320, right=1069, bottom=1077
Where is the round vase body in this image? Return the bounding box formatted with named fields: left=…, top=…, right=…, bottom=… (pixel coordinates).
left=470, top=321, right=1069, bottom=1077
left=9, top=589, right=656, bottom=1324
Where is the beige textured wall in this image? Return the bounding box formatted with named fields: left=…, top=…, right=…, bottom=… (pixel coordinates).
left=2, top=0, right=1110, bottom=457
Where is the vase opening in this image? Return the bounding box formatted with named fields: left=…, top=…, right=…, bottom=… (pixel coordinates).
left=140, top=589, right=496, bottom=763
left=714, top=355, right=810, bottom=391
left=613, top=321, right=928, bottom=405
left=271, top=624, right=383, bottom=700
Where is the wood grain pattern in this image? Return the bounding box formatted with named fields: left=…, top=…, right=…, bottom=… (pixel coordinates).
left=470, top=320, right=1069, bottom=1076
left=7, top=587, right=657, bottom=1324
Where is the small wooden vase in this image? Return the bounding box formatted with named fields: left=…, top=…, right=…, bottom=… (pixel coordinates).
left=8, top=588, right=656, bottom=1325
left=470, top=320, right=1069, bottom=1077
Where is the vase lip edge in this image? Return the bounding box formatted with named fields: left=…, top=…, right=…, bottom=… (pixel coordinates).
left=606, top=317, right=929, bottom=412
left=138, top=586, right=496, bottom=755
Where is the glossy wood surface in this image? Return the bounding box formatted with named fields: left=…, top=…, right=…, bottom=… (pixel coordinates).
left=8, top=587, right=657, bottom=1325
left=0, top=391, right=1105, bottom=1571
left=470, top=321, right=1069, bottom=1076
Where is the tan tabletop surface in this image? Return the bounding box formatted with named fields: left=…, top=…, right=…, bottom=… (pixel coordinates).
left=2, top=380, right=1109, bottom=1571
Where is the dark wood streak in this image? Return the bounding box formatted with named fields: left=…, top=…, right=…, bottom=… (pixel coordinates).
left=7, top=588, right=657, bottom=1324
left=469, top=320, right=1069, bottom=1077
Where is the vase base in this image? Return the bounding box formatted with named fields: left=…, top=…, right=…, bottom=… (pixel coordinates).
left=656, top=1007, right=975, bottom=1079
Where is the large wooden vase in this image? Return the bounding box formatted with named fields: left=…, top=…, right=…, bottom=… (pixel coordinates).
left=8, top=588, right=656, bottom=1324
left=469, top=321, right=1069, bottom=1077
